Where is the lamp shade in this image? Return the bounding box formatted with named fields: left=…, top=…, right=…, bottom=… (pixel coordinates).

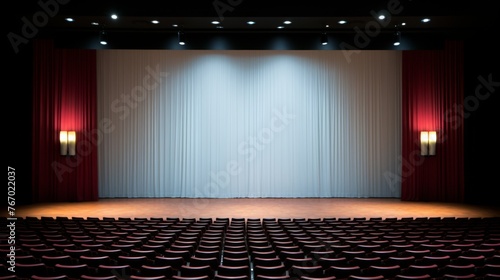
left=68, top=131, right=76, bottom=156
left=428, top=131, right=437, bottom=155
left=60, top=131, right=68, bottom=155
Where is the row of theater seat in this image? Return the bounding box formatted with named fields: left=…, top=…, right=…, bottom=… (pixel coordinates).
left=0, top=216, right=499, bottom=280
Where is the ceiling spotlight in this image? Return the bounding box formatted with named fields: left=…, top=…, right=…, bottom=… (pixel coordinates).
left=99, top=31, right=108, bottom=45
left=91, top=22, right=99, bottom=26
left=65, top=17, right=74, bottom=22
left=321, top=33, right=328, bottom=45
left=393, top=30, right=401, bottom=46
left=378, top=15, right=386, bottom=20
left=111, top=14, right=118, bottom=20
left=178, top=31, right=185, bottom=45
left=338, top=20, right=347, bottom=24
left=283, top=20, right=292, bottom=24
left=151, top=20, right=159, bottom=24
left=421, top=18, right=431, bottom=23
left=277, top=26, right=284, bottom=29
left=247, top=20, right=255, bottom=25
left=211, top=20, right=220, bottom=25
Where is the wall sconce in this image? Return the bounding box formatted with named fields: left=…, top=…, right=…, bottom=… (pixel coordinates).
left=60, top=131, right=76, bottom=156
left=420, top=131, right=437, bottom=156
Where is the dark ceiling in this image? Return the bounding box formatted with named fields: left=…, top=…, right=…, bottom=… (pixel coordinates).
left=5, top=0, right=499, bottom=50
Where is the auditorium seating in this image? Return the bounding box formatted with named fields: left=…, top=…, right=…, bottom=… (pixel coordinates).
left=0, top=216, right=499, bottom=279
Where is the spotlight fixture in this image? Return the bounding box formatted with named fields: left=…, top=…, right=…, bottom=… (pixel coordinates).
left=321, top=32, right=328, bottom=45
left=178, top=30, right=185, bottom=45
left=99, top=30, right=108, bottom=45
left=393, top=30, right=401, bottom=46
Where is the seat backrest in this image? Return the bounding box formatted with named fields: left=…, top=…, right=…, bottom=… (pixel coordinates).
left=179, top=264, right=214, bottom=278
left=325, top=265, right=362, bottom=279
left=253, top=264, right=287, bottom=277
left=216, top=265, right=250, bottom=277
left=289, top=265, right=324, bottom=278
left=441, top=264, right=476, bottom=276
left=15, top=263, right=48, bottom=278
left=172, top=275, right=211, bottom=280
left=54, top=264, right=90, bottom=279
left=140, top=265, right=174, bottom=278
left=405, top=264, right=439, bottom=278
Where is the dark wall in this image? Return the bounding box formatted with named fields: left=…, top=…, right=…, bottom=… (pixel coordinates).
left=463, top=27, right=499, bottom=206
left=5, top=7, right=34, bottom=205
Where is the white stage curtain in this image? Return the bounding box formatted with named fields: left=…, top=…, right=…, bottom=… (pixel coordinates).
left=97, top=50, right=401, bottom=198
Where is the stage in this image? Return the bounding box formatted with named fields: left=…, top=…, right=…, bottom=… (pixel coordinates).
left=14, top=198, right=500, bottom=220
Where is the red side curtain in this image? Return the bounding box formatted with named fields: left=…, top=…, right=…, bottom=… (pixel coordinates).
left=401, top=41, right=464, bottom=202
left=32, top=39, right=98, bottom=202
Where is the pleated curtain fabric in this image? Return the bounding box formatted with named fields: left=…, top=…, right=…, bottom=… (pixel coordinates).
left=96, top=50, right=402, bottom=198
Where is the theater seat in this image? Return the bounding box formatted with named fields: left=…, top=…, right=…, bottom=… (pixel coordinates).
left=139, top=265, right=174, bottom=278
left=216, top=265, right=250, bottom=277
left=172, top=275, right=211, bottom=280
left=254, top=265, right=287, bottom=277
left=54, top=264, right=90, bottom=279
left=31, top=275, right=69, bottom=280
left=222, top=256, right=250, bottom=267
left=324, top=265, right=361, bottom=279
left=441, top=274, right=476, bottom=280
left=289, top=265, right=324, bottom=278
left=254, top=275, right=291, bottom=280
left=214, top=275, right=249, bottom=280
left=15, top=263, right=48, bottom=279
left=300, top=276, right=337, bottom=280
left=348, top=276, right=384, bottom=280
left=97, top=264, right=131, bottom=278
left=403, top=264, right=439, bottom=278
left=394, top=275, right=431, bottom=280
left=129, top=276, right=167, bottom=280
left=365, top=265, right=401, bottom=279
left=179, top=265, right=214, bottom=278
left=440, top=264, right=476, bottom=277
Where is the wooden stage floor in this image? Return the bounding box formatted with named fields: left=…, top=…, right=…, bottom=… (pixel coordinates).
left=14, top=198, right=500, bottom=220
